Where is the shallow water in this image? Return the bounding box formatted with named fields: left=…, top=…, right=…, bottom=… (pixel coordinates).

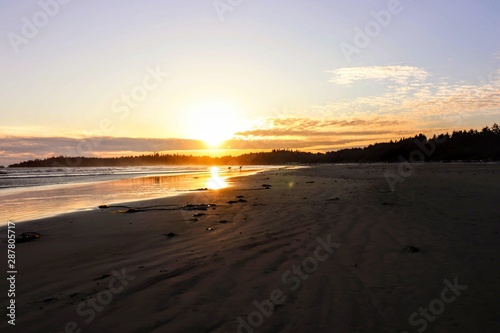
left=0, top=166, right=208, bottom=189
left=0, top=165, right=277, bottom=224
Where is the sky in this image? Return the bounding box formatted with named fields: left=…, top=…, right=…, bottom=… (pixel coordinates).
left=0, top=0, right=499, bottom=165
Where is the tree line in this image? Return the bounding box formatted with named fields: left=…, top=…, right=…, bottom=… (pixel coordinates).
left=9, top=123, right=500, bottom=167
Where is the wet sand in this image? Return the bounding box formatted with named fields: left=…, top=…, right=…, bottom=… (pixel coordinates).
left=2, top=164, right=499, bottom=333
left=0, top=167, right=263, bottom=224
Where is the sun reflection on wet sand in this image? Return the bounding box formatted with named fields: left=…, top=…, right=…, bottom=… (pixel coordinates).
left=0, top=166, right=271, bottom=223
left=206, top=166, right=227, bottom=190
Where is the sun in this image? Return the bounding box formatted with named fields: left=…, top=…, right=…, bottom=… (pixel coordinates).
left=183, top=101, right=242, bottom=147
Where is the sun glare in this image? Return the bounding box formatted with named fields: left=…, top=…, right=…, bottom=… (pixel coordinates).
left=206, top=166, right=227, bottom=189
left=183, top=101, right=242, bottom=148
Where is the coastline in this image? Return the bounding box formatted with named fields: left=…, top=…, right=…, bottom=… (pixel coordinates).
left=2, top=164, right=500, bottom=332
left=0, top=166, right=280, bottom=224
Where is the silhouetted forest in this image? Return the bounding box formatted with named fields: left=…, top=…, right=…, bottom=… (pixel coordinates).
left=9, top=124, right=500, bottom=167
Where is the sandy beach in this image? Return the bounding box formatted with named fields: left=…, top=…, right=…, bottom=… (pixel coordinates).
left=2, top=164, right=500, bottom=333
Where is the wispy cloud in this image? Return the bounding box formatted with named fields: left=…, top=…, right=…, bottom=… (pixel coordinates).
left=230, top=65, right=499, bottom=149
left=235, top=117, right=407, bottom=138
left=0, top=124, right=418, bottom=165
left=0, top=136, right=207, bottom=165
left=2, top=136, right=211, bottom=154
left=235, top=128, right=392, bottom=137
left=262, top=117, right=403, bottom=129
left=327, top=66, right=429, bottom=85
left=226, top=137, right=387, bottom=150
left=230, top=116, right=421, bottom=152
left=2, top=66, right=498, bottom=166
left=322, top=65, right=500, bottom=126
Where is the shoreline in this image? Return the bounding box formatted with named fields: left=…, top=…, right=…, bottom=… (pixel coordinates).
left=0, top=166, right=285, bottom=224
left=3, top=164, right=499, bottom=332
left=6, top=168, right=272, bottom=225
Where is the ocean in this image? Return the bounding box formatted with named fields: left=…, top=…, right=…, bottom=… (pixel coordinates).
left=0, top=165, right=280, bottom=224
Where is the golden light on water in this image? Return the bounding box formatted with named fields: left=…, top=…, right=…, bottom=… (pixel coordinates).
left=206, top=166, right=227, bottom=190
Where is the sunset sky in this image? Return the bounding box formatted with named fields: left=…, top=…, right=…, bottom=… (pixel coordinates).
left=1, top=0, right=499, bottom=165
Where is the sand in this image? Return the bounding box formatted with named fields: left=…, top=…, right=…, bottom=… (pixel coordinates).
left=1, top=164, right=499, bottom=333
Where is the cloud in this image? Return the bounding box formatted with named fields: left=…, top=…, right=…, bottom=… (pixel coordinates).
left=2, top=64, right=497, bottom=166
left=328, top=66, right=429, bottom=85
left=0, top=136, right=207, bottom=165
left=250, top=117, right=404, bottom=131
left=234, top=117, right=407, bottom=138
left=225, top=137, right=391, bottom=150
left=322, top=65, right=500, bottom=128
left=235, top=128, right=390, bottom=137
left=228, top=116, right=422, bottom=152
left=231, top=64, right=499, bottom=148
left=0, top=126, right=416, bottom=165
left=235, top=117, right=406, bottom=141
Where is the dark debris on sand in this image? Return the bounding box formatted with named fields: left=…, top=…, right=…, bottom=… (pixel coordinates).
left=228, top=196, right=248, bottom=204
left=104, top=203, right=218, bottom=214
left=402, top=245, right=421, bottom=253
left=16, top=232, right=41, bottom=243
left=181, top=204, right=217, bottom=211
left=123, top=208, right=142, bottom=213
